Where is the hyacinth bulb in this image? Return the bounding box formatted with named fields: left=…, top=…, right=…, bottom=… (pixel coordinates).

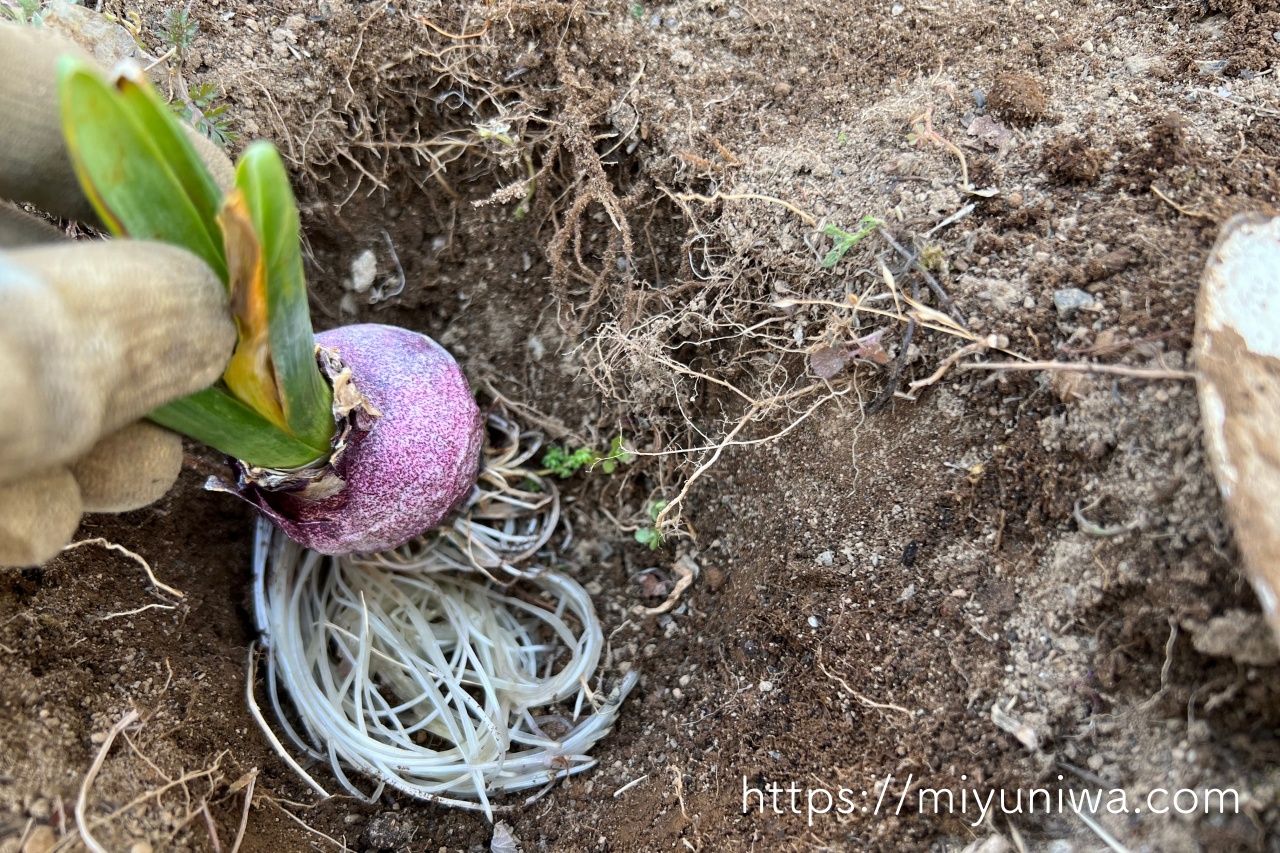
left=231, top=324, right=484, bottom=555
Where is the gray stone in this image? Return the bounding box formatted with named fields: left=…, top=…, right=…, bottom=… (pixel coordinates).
left=1053, top=288, right=1096, bottom=316
left=361, top=812, right=415, bottom=851
left=42, top=0, right=138, bottom=67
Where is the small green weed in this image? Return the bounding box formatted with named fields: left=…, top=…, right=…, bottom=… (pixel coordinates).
left=172, top=82, right=238, bottom=149
left=541, top=435, right=635, bottom=479
left=541, top=446, right=596, bottom=479
left=2, top=0, right=45, bottom=25
left=158, top=6, right=198, bottom=60
left=634, top=500, right=667, bottom=550
left=821, top=216, right=881, bottom=268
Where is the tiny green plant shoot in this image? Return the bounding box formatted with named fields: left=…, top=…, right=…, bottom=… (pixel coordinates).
left=541, top=435, right=634, bottom=478
left=821, top=217, right=882, bottom=269
left=1, top=0, right=43, bottom=24
left=634, top=499, right=667, bottom=550
left=174, top=82, right=238, bottom=149
left=158, top=6, right=198, bottom=61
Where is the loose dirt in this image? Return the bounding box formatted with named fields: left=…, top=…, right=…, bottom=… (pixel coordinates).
left=3, top=0, right=1279, bottom=851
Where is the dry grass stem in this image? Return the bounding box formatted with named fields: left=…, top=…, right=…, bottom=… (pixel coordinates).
left=668, top=190, right=818, bottom=226
left=76, top=709, right=140, bottom=853
left=908, top=336, right=1000, bottom=392
left=63, top=538, right=185, bottom=600
left=640, top=558, right=696, bottom=615
left=960, top=361, right=1194, bottom=381
left=229, top=770, right=256, bottom=853
left=818, top=653, right=913, bottom=721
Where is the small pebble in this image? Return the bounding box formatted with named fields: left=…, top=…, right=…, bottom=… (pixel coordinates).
left=758, top=680, right=774, bottom=692
left=890, top=3, right=904, bottom=15
left=1054, top=288, right=1096, bottom=316
left=348, top=249, right=376, bottom=293
left=808, top=615, right=820, bottom=628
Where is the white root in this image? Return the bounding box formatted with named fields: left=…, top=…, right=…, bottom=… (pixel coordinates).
left=250, top=413, right=635, bottom=821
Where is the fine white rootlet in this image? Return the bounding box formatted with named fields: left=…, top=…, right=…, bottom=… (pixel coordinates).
left=248, top=415, right=637, bottom=820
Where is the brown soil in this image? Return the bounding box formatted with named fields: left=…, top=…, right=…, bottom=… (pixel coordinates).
left=4, top=0, right=1280, bottom=851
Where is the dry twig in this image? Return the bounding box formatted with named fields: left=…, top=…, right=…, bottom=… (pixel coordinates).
left=63, top=538, right=185, bottom=601
left=76, top=709, right=140, bottom=853
left=959, top=360, right=1194, bottom=381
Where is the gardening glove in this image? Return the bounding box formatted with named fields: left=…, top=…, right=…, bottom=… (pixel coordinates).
left=0, top=23, right=237, bottom=567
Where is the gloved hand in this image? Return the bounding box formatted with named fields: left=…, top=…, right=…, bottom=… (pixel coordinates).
left=0, top=23, right=236, bottom=566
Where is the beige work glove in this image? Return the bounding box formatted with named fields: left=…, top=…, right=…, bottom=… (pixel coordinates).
left=0, top=23, right=237, bottom=566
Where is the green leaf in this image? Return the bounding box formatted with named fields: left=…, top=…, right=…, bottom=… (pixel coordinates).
left=634, top=527, right=663, bottom=550
left=60, top=60, right=332, bottom=469
left=229, top=143, right=333, bottom=450
left=647, top=499, right=668, bottom=522
left=150, top=386, right=329, bottom=469
left=58, top=58, right=227, bottom=283
left=820, top=217, right=881, bottom=269
left=542, top=445, right=599, bottom=479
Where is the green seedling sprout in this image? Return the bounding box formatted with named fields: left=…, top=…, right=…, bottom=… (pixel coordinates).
left=158, top=6, right=198, bottom=61
left=59, top=57, right=334, bottom=468
left=634, top=499, right=667, bottom=550
left=173, top=82, right=238, bottom=149
left=821, top=217, right=882, bottom=268
left=541, top=435, right=635, bottom=478
left=2, top=0, right=44, bottom=24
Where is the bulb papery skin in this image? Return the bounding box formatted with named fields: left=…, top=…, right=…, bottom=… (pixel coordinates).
left=236, top=324, right=483, bottom=555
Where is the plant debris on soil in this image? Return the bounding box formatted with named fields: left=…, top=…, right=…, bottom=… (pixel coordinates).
left=3, top=0, right=1280, bottom=851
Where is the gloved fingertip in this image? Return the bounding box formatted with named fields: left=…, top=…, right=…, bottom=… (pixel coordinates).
left=0, top=468, right=83, bottom=568
left=70, top=422, right=183, bottom=513
left=183, top=127, right=236, bottom=194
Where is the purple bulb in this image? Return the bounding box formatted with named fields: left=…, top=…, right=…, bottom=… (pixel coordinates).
left=234, top=324, right=483, bottom=555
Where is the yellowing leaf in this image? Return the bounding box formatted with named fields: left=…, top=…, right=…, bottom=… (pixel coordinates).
left=220, top=188, right=287, bottom=431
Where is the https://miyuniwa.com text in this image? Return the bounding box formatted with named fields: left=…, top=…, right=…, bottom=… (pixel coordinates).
left=742, top=774, right=1240, bottom=827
